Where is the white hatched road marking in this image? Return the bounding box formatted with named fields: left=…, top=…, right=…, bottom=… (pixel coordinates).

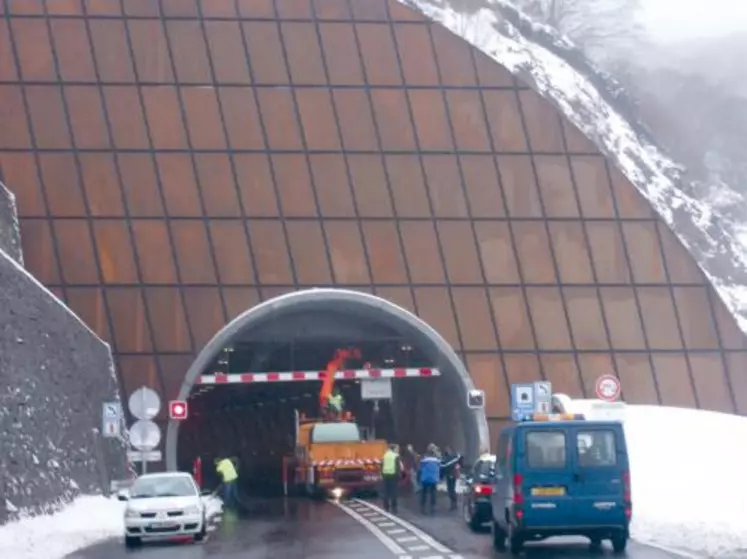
left=334, top=498, right=462, bottom=558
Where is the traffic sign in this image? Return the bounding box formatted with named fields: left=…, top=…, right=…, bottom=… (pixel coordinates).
left=361, top=379, right=392, bottom=400
left=169, top=400, right=188, bottom=420
left=102, top=402, right=122, bottom=438
left=127, top=450, right=162, bottom=463
left=128, top=386, right=161, bottom=421
left=467, top=389, right=485, bottom=409
left=595, top=374, right=622, bottom=402
left=129, top=419, right=161, bottom=450
left=511, top=383, right=535, bottom=421
left=533, top=381, right=552, bottom=413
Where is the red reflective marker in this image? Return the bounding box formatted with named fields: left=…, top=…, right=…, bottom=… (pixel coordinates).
left=169, top=400, right=188, bottom=420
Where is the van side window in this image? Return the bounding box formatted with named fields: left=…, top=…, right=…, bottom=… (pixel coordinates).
left=576, top=430, right=617, bottom=467
left=525, top=431, right=566, bottom=468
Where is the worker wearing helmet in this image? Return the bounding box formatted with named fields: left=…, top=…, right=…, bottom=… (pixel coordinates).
left=381, top=444, right=403, bottom=513
left=327, top=387, right=344, bottom=417
left=215, top=456, right=239, bottom=509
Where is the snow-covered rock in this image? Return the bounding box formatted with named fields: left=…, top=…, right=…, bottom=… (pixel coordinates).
left=0, top=235, right=126, bottom=525
left=401, top=0, right=747, bottom=333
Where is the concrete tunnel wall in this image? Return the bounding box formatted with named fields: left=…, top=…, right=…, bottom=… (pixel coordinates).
left=165, top=288, right=490, bottom=470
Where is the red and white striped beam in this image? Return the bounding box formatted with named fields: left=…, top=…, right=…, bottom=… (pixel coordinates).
left=198, top=367, right=440, bottom=385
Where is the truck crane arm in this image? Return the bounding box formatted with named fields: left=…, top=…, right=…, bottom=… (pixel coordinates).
left=318, top=347, right=361, bottom=410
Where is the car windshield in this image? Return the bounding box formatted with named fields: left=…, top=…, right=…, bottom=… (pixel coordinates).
left=311, top=422, right=361, bottom=443
left=129, top=476, right=196, bottom=499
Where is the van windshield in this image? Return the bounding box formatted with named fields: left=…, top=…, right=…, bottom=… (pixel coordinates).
left=311, top=422, right=361, bottom=443
left=525, top=430, right=567, bottom=468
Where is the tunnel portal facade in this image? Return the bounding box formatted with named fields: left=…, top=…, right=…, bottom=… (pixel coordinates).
left=2, top=0, right=747, bottom=465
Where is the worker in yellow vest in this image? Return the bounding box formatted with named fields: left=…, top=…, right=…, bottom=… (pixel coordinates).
left=214, top=456, right=239, bottom=509
left=381, top=444, right=403, bottom=513
left=327, top=388, right=344, bottom=418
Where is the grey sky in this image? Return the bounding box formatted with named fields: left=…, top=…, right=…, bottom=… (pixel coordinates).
left=642, top=0, right=747, bottom=41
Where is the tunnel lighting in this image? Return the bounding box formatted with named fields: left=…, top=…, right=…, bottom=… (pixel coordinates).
left=400, top=345, right=412, bottom=352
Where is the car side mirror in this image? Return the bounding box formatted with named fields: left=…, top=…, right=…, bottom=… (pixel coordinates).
left=117, top=491, right=129, bottom=502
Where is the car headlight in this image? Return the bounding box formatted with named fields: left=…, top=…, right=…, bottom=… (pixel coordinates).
left=184, top=505, right=201, bottom=516
left=125, top=508, right=139, bottom=518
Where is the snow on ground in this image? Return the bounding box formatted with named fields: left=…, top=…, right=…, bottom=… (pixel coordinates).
left=0, top=494, right=223, bottom=559
left=565, top=397, right=747, bottom=557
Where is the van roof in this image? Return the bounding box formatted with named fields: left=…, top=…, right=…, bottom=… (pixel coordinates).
left=515, top=419, right=623, bottom=428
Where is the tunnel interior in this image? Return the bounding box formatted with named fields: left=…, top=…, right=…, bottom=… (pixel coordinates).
left=172, top=292, right=484, bottom=495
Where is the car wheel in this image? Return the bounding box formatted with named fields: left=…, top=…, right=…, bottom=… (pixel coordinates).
left=124, top=535, right=141, bottom=549
left=611, top=532, right=628, bottom=553
left=589, top=537, right=603, bottom=552
left=194, top=520, right=207, bottom=542
left=491, top=518, right=507, bottom=552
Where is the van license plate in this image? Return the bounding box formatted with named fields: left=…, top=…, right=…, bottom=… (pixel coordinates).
left=531, top=487, right=565, bottom=497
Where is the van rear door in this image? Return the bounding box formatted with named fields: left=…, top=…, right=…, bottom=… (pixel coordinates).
left=517, top=427, right=575, bottom=528
left=571, top=424, right=628, bottom=527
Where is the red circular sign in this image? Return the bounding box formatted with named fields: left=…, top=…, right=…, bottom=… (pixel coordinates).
left=595, top=375, right=621, bottom=402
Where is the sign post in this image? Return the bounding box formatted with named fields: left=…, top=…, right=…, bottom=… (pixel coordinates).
left=511, top=383, right=535, bottom=421
left=127, top=386, right=162, bottom=475
left=101, top=402, right=122, bottom=438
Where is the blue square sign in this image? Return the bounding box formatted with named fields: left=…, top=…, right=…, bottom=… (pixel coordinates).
left=511, top=383, right=535, bottom=421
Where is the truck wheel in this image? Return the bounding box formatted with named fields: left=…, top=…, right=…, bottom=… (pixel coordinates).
left=491, top=519, right=507, bottom=551
left=611, top=533, right=628, bottom=553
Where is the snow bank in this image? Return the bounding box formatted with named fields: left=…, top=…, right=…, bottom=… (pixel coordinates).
left=0, top=496, right=125, bottom=559
left=0, top=494, right=224, bottom=559
left=566, top=398, right=747, bottom=557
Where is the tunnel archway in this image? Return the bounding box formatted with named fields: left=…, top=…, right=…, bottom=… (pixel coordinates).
left=165, top=288, right=490, bottom=473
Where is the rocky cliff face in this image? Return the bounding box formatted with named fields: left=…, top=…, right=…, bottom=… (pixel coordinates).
left=0, top=182, right=22, bottom=265
left=0, top=189, right=126, bottom=525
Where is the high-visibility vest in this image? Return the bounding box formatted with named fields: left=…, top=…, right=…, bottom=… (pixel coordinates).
left=328, top=394, right=343, bottom=410
left=216, top=458, right=238, bottom=483
left=382, top=450, right=399, bottom=475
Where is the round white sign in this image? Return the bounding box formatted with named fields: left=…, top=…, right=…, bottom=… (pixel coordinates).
left=128, top=386, right=161, bottom=421
left=595, top=375, right=621, bottom=402
left=129, top=419, right=161, bottom=451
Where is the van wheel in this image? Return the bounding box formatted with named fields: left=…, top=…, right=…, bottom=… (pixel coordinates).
left=124, top=536, right=141, bottom=548
left=491, top=519, right=507, bottom=551
left=589, top=538, right=602, bottom=552
left=611, top=533, right=628, bottom=553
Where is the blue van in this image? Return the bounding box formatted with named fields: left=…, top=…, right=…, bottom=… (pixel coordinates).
left=489, top=414, right=631, bottom=554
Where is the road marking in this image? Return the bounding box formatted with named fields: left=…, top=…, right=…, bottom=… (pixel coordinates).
left=387, top=528, right=406, bottom=534
left=408, top=544, right=430, bottom=551
left=351, top=498, right=454, bottom=554
left=396, top=536, right=418, bottom=542
left=329, top=499, right=406, bottom=555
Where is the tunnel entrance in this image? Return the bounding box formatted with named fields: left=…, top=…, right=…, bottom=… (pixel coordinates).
left=165, top=289, right=489, bottom=493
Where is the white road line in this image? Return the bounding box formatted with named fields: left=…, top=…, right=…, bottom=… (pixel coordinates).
left=329, top=499, right=406, bottom=555
left=352, top=499, right=454, bottom=554
left=396, top=536, right=419, bottom=542
left=387, top=528, right=407, bottom=534
left=408, top=545, right=430, bottom=551
left=377, top=522, right=397, bottom=527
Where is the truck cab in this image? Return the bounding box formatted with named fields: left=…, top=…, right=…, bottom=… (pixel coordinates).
left=490, top=413, right=631, bottom=554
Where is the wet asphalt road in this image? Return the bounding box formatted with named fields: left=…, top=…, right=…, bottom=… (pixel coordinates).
left=67, top=495, right=681, bottom=559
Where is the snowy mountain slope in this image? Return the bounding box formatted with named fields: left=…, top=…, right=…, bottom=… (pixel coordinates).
left=400, top=0, right=747, bottom=333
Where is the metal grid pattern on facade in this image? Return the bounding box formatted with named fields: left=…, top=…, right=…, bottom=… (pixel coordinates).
left=0, top=0, right=745, bottom=450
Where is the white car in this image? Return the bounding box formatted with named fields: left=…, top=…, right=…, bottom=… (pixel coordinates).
left=118, top=472, right=208, bottom=548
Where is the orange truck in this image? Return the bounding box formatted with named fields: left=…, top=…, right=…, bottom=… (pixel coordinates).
left=282, top=347, right=389, bottom=498
left=283, top=411, right=388, bottom=498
